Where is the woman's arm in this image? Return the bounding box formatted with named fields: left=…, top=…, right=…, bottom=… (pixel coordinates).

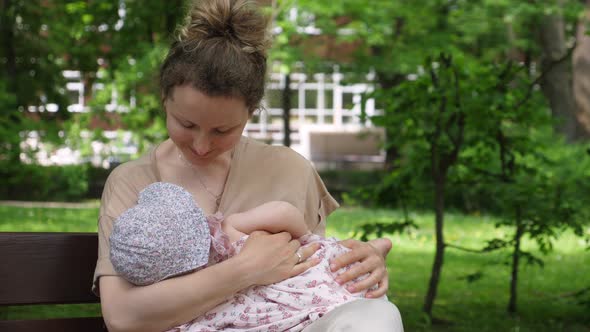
left=101, top=231, right=314, bottom=332
left=225, top=201, right=309, bottom=239
left=101, top=254, right=254, bottom=332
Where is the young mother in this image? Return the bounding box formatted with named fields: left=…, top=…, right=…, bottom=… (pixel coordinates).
left=93, top=0, right=403, bottom=331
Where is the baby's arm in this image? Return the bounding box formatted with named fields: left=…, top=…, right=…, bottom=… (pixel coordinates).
left=224, top=201, right=309, bottom=240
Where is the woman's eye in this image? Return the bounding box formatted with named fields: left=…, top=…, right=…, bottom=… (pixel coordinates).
left=215, top=128, right=229, bottom=134
left=182, top=122, right=194, bottom=129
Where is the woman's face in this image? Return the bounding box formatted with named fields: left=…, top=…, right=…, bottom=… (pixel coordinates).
left=165, top=85, right=250, bottom=166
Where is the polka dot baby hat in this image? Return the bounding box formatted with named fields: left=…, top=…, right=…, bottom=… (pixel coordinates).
left=110, top=182, right=211, bottom=285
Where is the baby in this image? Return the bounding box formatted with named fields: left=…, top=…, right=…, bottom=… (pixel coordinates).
left=110, top=182, right=386, bottom=332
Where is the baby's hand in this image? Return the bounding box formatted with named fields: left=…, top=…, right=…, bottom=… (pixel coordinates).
left=221, top=222, right=247, bottom=243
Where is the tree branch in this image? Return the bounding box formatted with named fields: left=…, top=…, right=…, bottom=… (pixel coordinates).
left=445, top=243, right=488, bottom=254
left=511, top=41, right=577, bottom=111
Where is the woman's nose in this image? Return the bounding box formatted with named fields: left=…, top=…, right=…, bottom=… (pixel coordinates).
left=193, top=134, right=211, bottom=156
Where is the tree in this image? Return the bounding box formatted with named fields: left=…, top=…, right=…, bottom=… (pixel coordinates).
left=0, top=0, right=181, bottom=163
left=268, top=0, right=343, bottom=147
left=0, top=0, right=73, bottom=164
left=268, top=0, right=302, bottom=147
left=298, top=0, right=588, bottom=320
left=452, top=59, right=589, bottom=313
left=62, top=0, right=186, bottom=159
left=537, top=1, right=581, bottom=141
left=573, top=0, right=590, bottom=138
left=371, top=53, right=507, bottom=320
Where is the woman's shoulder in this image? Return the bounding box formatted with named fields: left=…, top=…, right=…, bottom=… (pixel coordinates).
left=100, top=148, right=161, bottom=219
left=240, top=136, right=312, bottom=171
left=103, top=147, right=160, bottom=194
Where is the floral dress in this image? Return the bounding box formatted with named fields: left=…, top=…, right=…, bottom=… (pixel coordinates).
left=168, top=214, right=385, bottom=332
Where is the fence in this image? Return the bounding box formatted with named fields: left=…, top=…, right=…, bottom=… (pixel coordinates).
left=25, top=70, right=386, bottom=169
left=245, top=71, right=385, bottom=169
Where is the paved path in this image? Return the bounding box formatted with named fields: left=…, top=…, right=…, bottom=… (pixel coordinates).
left=0, top=200, right=100, bottom=209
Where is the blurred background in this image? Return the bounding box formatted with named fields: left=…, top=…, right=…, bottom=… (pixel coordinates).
left=1, top=0, right=589, bottom=331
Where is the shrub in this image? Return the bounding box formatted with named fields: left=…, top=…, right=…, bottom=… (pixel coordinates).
left=0, top=162, right=89, bottom=202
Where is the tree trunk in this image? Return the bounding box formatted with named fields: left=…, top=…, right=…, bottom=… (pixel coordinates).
left=165, top=1, right=180, bottom=36
left=147, top=23, right=155, bottom=45
left=282, top=73, right=291, bottom=147
left=383, top=130, right=400, bottom=171
left=423, top=175, right=446, bottom=318
left=1, top=0, right=23, bottom=164
left=572, top=0, right=590, bottom=138
left=376, top=73, right=405, bottom=171
left=508, top=207, right=524, bottom=314
left=1, top=0, right=18, bottom=101
left=538, top=3, right=579, bottom=142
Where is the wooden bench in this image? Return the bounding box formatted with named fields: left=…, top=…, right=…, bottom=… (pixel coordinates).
left=0, top=232, right=106, bottom=331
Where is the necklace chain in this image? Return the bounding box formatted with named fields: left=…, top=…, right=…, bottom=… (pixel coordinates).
left=178, top=152, right=223, bottom=206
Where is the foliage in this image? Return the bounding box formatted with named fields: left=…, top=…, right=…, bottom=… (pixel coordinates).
left=0, top=163, right=89, bottom=202
left=292, top=0, right=588, bottom=317
left=59, top=0, right=185, bottom=157
left=1, top=0, right=186, bottom=164
left=476, top=142, right=590, bottom=245
left=352, top=217, right=418, bottom=241
left=473, top=141, right=590, bottom=263
left=0, top=0, right=73, bottom=163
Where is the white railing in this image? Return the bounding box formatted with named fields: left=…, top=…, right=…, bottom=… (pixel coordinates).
left=245, top=71, right=379, bottom=148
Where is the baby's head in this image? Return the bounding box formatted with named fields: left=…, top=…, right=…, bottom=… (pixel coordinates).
left=109, top=182, right=210, bottom=285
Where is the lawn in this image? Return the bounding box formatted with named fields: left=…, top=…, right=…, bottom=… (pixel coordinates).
left=1, top=204, right=589, bottom=331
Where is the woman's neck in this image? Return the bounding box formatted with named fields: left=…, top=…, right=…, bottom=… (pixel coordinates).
left=155, top=139, right=234, bottom=213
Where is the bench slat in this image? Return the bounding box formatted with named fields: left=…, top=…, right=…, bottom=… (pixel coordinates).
left=0, top=317, right=106, bottom=332
left=0, top=232, right=100, bottom=305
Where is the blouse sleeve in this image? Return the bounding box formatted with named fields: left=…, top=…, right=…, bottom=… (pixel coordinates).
left=92, top=166, right=151, bottom=296
left=304, top=165, right=340, bottom=236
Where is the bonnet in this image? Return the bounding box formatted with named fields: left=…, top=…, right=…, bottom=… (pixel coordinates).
left=109, top=182, right=211, bottom=285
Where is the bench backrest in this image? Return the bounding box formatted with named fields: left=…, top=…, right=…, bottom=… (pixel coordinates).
left=0, top=232, right=106, bottom=331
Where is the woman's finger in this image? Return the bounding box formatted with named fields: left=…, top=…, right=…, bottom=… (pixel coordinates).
left=336, top=253, right=383, bottom=286
left=288, top=238, right=301, bottom=253
left=334, top=258, right=372, bottom=284
left=290, top=255, right=320, bottom=277
left=365, top=275, right=389, bottom=299
left=330, top=241, right=366, bottom=272
left=337, top=238, right=363, bottom=251
left=288, top=242, right=322, bottom=276
left=296, top=242, right=321, bottom=263
left=368, top=238, right=392, bottom=257
left=346, top=268, right=385, bottom=293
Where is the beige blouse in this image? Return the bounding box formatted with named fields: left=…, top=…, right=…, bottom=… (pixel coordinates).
left=92, top=136, right=339, bottom=295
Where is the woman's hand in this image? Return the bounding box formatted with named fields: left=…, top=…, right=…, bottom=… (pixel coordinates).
left=330, top=237, right=393, bottom=298
left=237, top=231, right=320, bottom=286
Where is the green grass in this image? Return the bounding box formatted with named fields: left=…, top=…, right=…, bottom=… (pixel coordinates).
left=1, top=205, right=589, bottom=331
left=0, top=205, right=98, bottom=232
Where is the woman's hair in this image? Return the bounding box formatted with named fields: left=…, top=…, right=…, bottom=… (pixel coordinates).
left=160, top=0, right=270, bottom=113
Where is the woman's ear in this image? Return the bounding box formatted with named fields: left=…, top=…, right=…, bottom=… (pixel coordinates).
left=249, top=107, right=260, bottom=119
left=162, top=97, right=168, bottom=115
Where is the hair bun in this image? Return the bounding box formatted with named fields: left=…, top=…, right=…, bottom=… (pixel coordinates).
left=161, top=0, right=269, bottom=112
left=178, top=0, right=269, bottom=55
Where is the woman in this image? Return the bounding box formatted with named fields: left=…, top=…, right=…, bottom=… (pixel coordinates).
left=109, top=184, right=389, bottom=331
left=93, top=0, right=403, bottom=331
